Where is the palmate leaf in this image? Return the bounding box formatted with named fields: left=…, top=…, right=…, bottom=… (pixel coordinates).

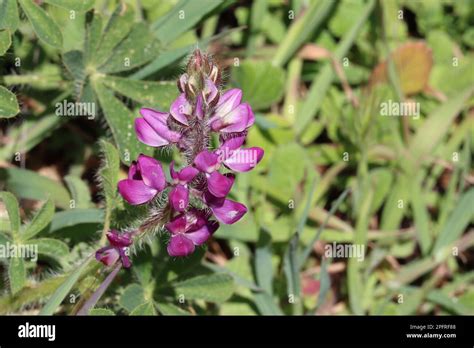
left=8, top=256, right=26, bottom=295
left=21, top=199, right=54, bottom=241
left=0, top=191, right=21, bottom=237
left=29, top=238, right=69, bottom=260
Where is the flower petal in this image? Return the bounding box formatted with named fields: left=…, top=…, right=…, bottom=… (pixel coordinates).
left=203, top=79, right=218, bottom=105
left=178, top=166, right=199, bottom=183
left=165, top=214, right=187, bottom=234
left=167, top=234, right=195, bottom=257
left=207, top=171, right=234, bottom=197
left=224, top=147, right=264, bottom=172
left=244, top=103, right=255, bottom=128
left=170, top=94, right=191, bottom=126
left=135, top=118, right=170, bottom=147
left=211, top=103, right=249, bottom=133
left=208, top=197, right=247, bottom=224
left=118, top=179, right=158, bottom=205
left=214, top=89, right=242, bottom=116
left=128, top=161, right=139, bottom=180
left=169, top=184, right=189, bottom=212
left=137, top=154, right=166, bottom=191
left=107, top=231, right=132, bottom=247
left=185, top=225, right=211, bottom=246
left=139, top=108, right=182, bottom=143
left=194, top=150, right=220, bottom=173
left=96, top=247, right=120, bottom=266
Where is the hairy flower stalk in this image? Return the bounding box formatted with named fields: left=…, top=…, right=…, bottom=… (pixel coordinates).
left=96, top=49, right=264, bottom=267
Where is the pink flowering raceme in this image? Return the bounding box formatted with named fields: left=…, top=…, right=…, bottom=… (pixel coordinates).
left=97, top=49, right=264, bottom=267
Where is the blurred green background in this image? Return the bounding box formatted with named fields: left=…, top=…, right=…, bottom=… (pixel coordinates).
left=0, top=0, right=473, bottom=315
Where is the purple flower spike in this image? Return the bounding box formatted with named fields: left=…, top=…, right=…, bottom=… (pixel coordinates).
left=170, top=94, right=192, bottom=126
left=165, top=209, right=219, bottom=257
left=169, top=162, right=199, bottom=212
left=96, top=230, right=133, bottom=268
left=135, top=108, right=181, bottom=147
left=118, top=154, right=166, bottom=205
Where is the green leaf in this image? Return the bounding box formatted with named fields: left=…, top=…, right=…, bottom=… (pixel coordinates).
left=93, top=82, right=153, bottom=164
left=409, top=175, right=432, bottom=256
left=433, top=188, right=474, bottom=255
left=98, top=23, right=160, bottom=74
left=156, top=302, right=191, bottom=315
left=0, top=114, right=64, bottom=160
left=119, top=284, right=146, bottom=312
left=232, top=60, right=285, bottom=110
left=44, top=0, right=95, bottom=12
left=0, top=85, right=19, bottom=118
left=21, top=199, right=54, bottom=241
left=18, top=0, right=63, bottom=49
left=40, top=257, right=93, bottom=315
left=0, top=167, right=70, bottom=209
left=9, top=256, right=26, bottom=295
left=130, top=301, right=156, bottom=316
left=0, top=29, right=11, bottom=55
left=46, top=209, right=103, bottom=234
left=173, top=273, right=234, bottom=303
left=272, top=0, right=335, bottom=67
left=255, top=230, right=273, bottom=295
left=0, top=191, right=21, bottom=237
left=102, top=76, right=178, bottom=110
left=92, top=4, right=134, bottom=67
left=29, top=238, right=69, bottom=259
left=152, top=0, right=225, bottom=45
left=89, top=308, right=115, bottom=316
left=64, top=175, right=91, bottom=209
left=0, top=0, right=19, bottom=31
left=62, top=50, right=85, bottom=82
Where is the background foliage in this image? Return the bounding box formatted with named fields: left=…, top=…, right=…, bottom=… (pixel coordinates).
left=0, top=0, right=473, bottom=315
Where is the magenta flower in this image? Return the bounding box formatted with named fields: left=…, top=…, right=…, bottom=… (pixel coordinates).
left=135, top=108, right=181, bottom=147
left=170, top=94, right=192, bottom=126
left=194, top=150, right=235, bottom=198
left=209, top=89, right=255, bottom=133
left=96, top=230, right=133, bottom=268
left=217, top=135, right=264, bottom=172
left=169, top=162, right=199, bottom=212
left=204, top=192, right=247, bottom=224
left=165, top=209, right=219, bottom=257
left=118, top=154, right=166, bottom=205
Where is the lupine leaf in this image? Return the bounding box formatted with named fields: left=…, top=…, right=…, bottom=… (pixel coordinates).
left=130, top=301, right=156, bottom=316
left=0, top=191, right=21, bottom=237
left=18, top=0, right=63, bottom=49
left=0, top=85, right=19, bottom=118
left=30, top=238, right=69, bottom=260
left=21, top=199, right=54, bottom=241
left=101, top=76, right=178, bottom=110
left=0, top=167, right=70, bottom=209
left=0, top=0, right=19, bottom=31
left=98, top=23, right=160, bottom=74
left=0, top=29, right=11, bottom=55
left=8, top=257, right=26, bottom=295
left=93, top=82, right=153, bottom=164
